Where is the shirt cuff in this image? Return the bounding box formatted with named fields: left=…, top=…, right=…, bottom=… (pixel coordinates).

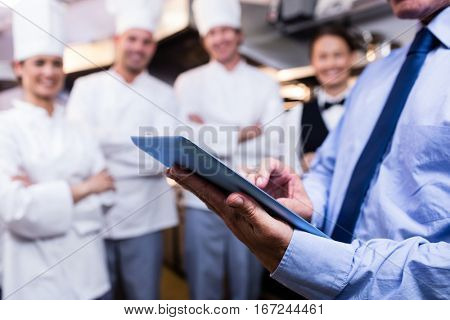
left=270, top=230, right=356, bottom=299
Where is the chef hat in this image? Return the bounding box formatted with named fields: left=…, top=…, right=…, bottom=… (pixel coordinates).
left=107, top=0, right=164, bottom=34
left=12, top=0, right=66, bottom=61
left=193, top=0, right=241, bottom=36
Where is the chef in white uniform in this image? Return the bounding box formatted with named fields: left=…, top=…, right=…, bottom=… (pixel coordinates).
left=0, top=0, right=114, bottom=300
left=67, top=0, right=178, bottom=300
left=174, top=0, right=284, bottom=300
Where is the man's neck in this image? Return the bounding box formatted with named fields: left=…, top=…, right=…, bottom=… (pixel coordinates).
left=218, top=53, right=241, bottom=72
left=322, top=82, right=349, bottom=98
left=24, top=92, right=54, bottom=116
left=113, top=64, right=143, bottom=83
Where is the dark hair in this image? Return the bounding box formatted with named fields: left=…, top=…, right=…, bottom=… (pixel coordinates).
left=309, top=25, right=358, bottom=56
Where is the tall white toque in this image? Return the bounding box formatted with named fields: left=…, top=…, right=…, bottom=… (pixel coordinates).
left=13, top=0, right=66, bottom=61
left=107, top=0, right=165, bottom=34
left=192, top=0, right=242, bottom=36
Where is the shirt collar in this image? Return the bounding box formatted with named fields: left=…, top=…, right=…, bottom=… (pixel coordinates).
left=13, top=99, right=64, bottom=120
left=109, top=67, right=149, bottom=86
left=209, top=59, right=246, bottom=75
left=427, top=6, right=450, bottom=49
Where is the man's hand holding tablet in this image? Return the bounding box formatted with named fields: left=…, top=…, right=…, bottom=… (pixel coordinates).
left=166, top=165, right=295, bottom=273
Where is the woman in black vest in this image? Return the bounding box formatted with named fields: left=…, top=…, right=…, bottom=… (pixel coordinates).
left=301, top=26, right=357, bottom=171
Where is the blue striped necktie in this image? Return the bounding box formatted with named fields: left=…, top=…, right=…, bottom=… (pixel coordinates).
left=331, top=28, right=441, bottom=243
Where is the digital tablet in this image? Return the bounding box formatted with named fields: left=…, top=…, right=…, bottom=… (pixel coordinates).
left=132, top=136, right=328, bottom=238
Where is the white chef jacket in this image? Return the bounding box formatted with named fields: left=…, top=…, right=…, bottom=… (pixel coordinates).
left=174, top=60, right=284, bottom=209
left=67, top=69, right=179, bottom=240
left=0, top=100, right=110, bottom=300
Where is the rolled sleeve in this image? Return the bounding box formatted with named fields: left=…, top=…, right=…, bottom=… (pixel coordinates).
left=270, top=230, right=355, bottom=299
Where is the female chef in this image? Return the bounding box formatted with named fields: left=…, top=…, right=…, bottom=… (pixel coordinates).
left=0, top=0, right=114, bottom=299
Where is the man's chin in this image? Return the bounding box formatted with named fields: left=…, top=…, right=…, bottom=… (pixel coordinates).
left=35, top=91, right=58, bottom=101
left=124, top=63, right=147, bottom=75
left=391, top=1, right=442, bottom=20
left=394, top=8, right=423, bottom=19
left=216, top=54, right=237, bottom=66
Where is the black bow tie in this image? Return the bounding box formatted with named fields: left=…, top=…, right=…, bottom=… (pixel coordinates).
left=322, top=99, right=345, bottom=110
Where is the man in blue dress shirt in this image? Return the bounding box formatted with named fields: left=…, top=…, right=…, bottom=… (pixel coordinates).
left=167, top=0, right=450, bottom=299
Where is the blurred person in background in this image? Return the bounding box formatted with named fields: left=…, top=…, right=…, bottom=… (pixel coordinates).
left=0, top=0, right=114, bottom=299
left=174, top=0, right=284, bottom=300
left=300, top=25, right=357, bottom=171
left=67, top=0, right=178, bottom=300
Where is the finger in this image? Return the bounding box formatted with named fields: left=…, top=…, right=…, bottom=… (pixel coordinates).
left=256, top=158, right=288, bottom=188
left=167, top=166, right=230, bottom=216
left=246, top=173, right=259, bottom=185
left=166, top=165, right=193, bottom=180
left=288, top=175, right=298, bottom=198
left=226, top=193, right=245, bottom=208
left=166, top=166, right=197, bottom=191
left=289, top=174, right=308, bottom=199
left=237, top=164, right=257, bottom=176
left=277, top=198, right=313, bottom=221
left=107, top=176, right=116, bottom=189
left=226, top=192, right=272, bottom=227
left=254, top=159, right=274, bottom=188
left=166, top=166, right=210, bottom=199
left=11, top=176, right=31, bottom=187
